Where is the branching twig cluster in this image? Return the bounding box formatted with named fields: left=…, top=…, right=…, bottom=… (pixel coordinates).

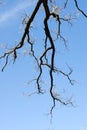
left=0, top=0, right=87, bottom=114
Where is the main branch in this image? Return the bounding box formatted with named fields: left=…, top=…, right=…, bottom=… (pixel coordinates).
left=1, top=0, right=87, bottom=114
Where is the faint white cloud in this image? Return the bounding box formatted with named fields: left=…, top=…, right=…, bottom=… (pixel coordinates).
left=0, top=0, right=36, bottom=23
left=81, top=126, right=87, bottom=130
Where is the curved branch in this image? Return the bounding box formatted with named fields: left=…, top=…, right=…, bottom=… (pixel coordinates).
left=74, top=0, right=87, bottom=18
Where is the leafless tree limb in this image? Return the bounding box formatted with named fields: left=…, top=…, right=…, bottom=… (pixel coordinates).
left=0, top=0, right=87, bottom=115
left=74, top=0, right=87, bottom=18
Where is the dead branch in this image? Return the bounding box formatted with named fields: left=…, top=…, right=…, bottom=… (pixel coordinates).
left=0, top=0, right=87, bottom=115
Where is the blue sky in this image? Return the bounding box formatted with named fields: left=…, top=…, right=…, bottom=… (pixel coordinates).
left=0, top=1, right=87, bottom=130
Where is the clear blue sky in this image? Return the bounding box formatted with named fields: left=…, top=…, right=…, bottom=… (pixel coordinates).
left=0, top=0, right=87, bottom=130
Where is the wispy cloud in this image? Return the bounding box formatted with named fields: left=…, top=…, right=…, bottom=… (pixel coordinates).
left=81, top=126, right=87, bottom=130
left=0, top=0, right=36, bottom=23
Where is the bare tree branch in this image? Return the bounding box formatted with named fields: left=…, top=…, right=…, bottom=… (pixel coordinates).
left=74, top=0, right=87, bottom=18
left=0, top=0, right=87, bottom=115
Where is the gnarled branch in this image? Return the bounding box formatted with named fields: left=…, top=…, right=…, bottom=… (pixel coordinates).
left=0, top=0, right=87, bottom=114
